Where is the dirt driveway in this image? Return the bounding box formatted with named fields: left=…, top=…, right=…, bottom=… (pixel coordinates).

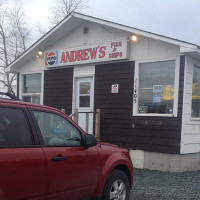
left=130, top=169, right=200, bottom=200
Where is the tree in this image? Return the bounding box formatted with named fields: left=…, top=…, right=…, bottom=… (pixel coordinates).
left=0, top=0, right=30, bottom=94
left=49, top=0, right=88, bottom=25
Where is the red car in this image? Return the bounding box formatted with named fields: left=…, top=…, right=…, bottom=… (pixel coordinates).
left=0, top=92, right=133, bottom=200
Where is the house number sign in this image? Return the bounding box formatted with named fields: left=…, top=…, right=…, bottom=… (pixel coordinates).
left=133, top=78, right=137, bottom=103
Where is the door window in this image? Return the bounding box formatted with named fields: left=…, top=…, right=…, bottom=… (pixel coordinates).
left=0, top=107, right=33, bottom=146
left=33, top=111, right=83, bottom=146
left=79, top=82, right=91, bottom=108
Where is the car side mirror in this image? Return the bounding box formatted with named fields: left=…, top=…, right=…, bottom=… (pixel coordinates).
left=85, top=134, right=97, bottom=147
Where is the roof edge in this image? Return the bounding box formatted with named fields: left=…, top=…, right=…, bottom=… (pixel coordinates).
left=8, top=12, right=74, bottom=69
left=73, top=12, right=198, bottom=50
left=8, top=11, right=200, bottom=70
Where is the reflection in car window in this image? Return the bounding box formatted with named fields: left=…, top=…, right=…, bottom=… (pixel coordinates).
left=0, top=107, right=33, bottom=146
left=33, top=111, right=82, bottom=146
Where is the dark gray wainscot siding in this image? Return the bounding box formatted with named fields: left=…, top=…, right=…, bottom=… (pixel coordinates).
left=94, top=56, right=185, bottom=154
left=44, top=68, right=73, bottom=115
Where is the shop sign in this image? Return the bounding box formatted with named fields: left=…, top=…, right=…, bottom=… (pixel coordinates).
left=44, top=40, right=128, bottom=67
left=111, top=84, right=119, bottom=94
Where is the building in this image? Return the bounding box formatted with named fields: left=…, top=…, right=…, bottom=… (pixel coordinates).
left=7, top=12, right=200, bottom=172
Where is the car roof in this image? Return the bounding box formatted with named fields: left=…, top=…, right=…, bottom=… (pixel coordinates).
left=0, top=98, right=59, bottom=112
left=0, top=97, right=86, bottom=134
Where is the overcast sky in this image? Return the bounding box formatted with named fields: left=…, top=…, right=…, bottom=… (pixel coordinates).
left=23, top=0, right=200, bottom=45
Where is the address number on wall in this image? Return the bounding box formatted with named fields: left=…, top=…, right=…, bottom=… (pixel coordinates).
left=133, top=89, right=137, bottom=103
left=133, top=78, right=137, bottom=103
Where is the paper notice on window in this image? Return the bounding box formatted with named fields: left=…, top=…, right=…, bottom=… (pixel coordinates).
left=162, top=85, right=174, bottom=101
left=192, top=84, right=200, bottom=99
left=153, top=94, right=162, bottom=103
left=153, top=85, right=162, bottom=93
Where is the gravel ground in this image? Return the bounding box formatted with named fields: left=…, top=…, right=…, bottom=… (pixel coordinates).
left=130, top=169, right=200, bottom=200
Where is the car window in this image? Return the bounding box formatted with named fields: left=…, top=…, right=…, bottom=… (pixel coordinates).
left=33, top=110, right=83, bottom=146
left=0, top=107, right=33, bottom=146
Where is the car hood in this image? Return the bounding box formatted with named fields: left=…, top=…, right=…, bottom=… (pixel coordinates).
left=98, top=141, right=129, bottom=152
left=98, top=141, right=118, bottom=148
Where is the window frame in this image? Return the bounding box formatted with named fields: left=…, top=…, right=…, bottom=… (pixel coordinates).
left=133, top=57, right=180, bottom=117
left=75, top=77, right=94, bottom=111
left=78, top=81, right=91, bottom=108
left=19, top=71, right=44, bottom=105
left=29, top=108, right=85, bottom=147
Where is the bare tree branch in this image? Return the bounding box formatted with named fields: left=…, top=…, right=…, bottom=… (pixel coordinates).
left=0, top=0, right=30, bottom=94
left=35, top=23, right=48, bottom=38
left=0, top=79, right=8, bottom=86
left=0, top=0, right=6, bottom=7
left=49, top=0, right=88, bottom=25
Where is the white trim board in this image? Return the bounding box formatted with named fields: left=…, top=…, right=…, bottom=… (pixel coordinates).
left=181, top=55, right=200, bottom=154
left=72, top=65, right=95, bottom=113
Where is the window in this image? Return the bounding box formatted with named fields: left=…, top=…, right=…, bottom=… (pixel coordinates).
left=133, top=58, right=179, bottom=116
left=0, top=107, right=33, bottom=146
left=191, top=66, right=200, bottom=118
left=33, top=111, right=82, bottom=146
left=21, top=73, right=42, bottom=104
left=79, top=82, right=91, bottom=108
left=75, top=77, right=94, bottom=111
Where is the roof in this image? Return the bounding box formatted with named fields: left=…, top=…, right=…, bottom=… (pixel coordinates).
left=7, top=12, right=200, bottom=72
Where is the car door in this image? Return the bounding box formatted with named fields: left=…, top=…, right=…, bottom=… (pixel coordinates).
left=30, top=108, right=99, bottom=200
left=0, top=105, right=47, bottom=200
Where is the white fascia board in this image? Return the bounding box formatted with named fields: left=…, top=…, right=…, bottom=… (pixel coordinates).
left=7, top=14, right=73, bottom=72
left=181, top=46, right=200, bottom=59
left=180, top=46, right=198, bottom=53
left=73, top=13, right=198, bottom=50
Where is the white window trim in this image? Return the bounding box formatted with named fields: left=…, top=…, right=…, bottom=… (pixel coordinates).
left=19, top=71, right=44, bottom=105
left=72, top=65, right=95, bottom=113
left=74, top=76, right=94, bottom=113
left=133, top=57, right=180, bottom=117
left=190, top=62, right=200, bottom=120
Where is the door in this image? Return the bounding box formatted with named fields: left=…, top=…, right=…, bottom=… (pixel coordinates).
left=75, top=77, right=94, bottom=134
left=0, top=106, right=46, bottom=200
left=31, top=109, right=99, bottom=200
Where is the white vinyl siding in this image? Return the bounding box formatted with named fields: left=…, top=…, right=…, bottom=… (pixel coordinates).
left=181, top=56, right=200, bottom=154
